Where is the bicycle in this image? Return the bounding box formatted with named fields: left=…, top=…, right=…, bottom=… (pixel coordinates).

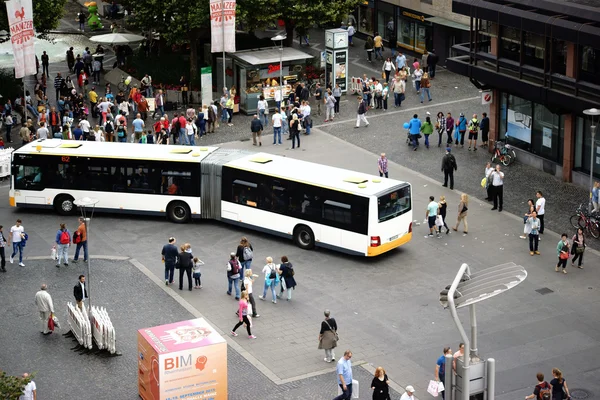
left=117, top=75, right=132, bottom=93
left=491, top=141, right=516, bottom=166
left=570, top=204, right=600, bottom=239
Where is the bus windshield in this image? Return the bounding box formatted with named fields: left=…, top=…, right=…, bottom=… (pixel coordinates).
left=377, top=185, right=411, bottom=222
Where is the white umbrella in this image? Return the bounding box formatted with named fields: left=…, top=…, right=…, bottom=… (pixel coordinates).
left=90, top=33, right=145, bottom=45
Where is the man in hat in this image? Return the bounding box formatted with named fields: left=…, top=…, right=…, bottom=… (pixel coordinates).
left=441, top=147, right=457, bottom=190
left=400, top=385, right=415, bottom=400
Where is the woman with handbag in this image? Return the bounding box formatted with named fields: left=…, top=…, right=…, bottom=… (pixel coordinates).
left=550, top=368, right=570, bottom=400
left=520, top=199, right=536, bottom=239
left=438, top=195, right=450, bottom=234
left=318, top=310, right=338, bottom=363
left=571, top=228, right=586, bottom=268
left=277, top=256, right=296, bottom=301
left=556, top=234, right=570, bottom=274
left=452, top=193, right=469, bottom=234
left=527, top=211, right=541, bottom=256
left=371, top=366, right=391, bottom=400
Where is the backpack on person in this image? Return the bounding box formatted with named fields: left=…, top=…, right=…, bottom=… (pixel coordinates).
left=537, top=382, right=551, bottom=400
left=117, top=124, right=125, bottom=138
left=243, top=246, right=253, bottom=260
left=268, top=265, right=277, bottom=280
left=59, top=230, right=70, bottom=244
left=72, top=231, right=81, bottom=244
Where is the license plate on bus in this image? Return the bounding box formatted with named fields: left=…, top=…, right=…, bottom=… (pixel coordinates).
left=389, top=234, right=399, bottom=241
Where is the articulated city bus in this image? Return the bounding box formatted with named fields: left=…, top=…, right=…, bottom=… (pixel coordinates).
left=10, top=140, right=413, bottom=256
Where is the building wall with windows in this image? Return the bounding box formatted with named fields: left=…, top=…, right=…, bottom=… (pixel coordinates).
left=446, top=0, right=600, bottom=185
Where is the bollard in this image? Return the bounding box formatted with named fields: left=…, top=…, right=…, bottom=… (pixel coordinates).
left=486, top=358, right=495, bottom=400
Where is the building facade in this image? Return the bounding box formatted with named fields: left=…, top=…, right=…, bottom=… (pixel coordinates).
left=446, top=0, right=600, bottom=185
left=350, top=0, right=471, bottom=63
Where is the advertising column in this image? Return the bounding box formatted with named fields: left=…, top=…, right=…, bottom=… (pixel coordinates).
left=138, top=318, right=227, bottom=400
left=325, top=28, right=349, bottom=93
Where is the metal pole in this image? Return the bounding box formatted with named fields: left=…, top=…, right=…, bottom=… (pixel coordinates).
left=470, top=304, right=478, bottom=358
left=444, top=354, right=454, bottom=400
left=487, top=358, right=496, bottom=400
left=279, top=41, right=283, bottom=109
left=84, top=217, right=91, bottom=310
left=447, top=263, right=471, bottom=400
left=590, top=125, right=597, bottom=213
left=221, top=0, right=226, bottom=95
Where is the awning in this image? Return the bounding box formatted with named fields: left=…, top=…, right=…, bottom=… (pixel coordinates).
left=231, top=47, right=313, bottom=66
left=425, top=16, right=470, bottom=31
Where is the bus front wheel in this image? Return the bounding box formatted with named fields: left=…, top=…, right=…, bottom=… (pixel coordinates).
left=54, top=194, right=76, bottom=216
left=294, top=225, right=315, bottom=250
left=167, top=201, right=190, bottom=223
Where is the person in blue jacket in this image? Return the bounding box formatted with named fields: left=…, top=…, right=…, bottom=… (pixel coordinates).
left=408, top=114, right=422, bottom=151
left=456, top=113, right=468, bottom=147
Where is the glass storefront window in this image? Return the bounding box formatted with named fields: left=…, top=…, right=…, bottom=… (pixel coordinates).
left=505, top=94, right=533, bottom=151
left=575, top=117, right=600, bottom=178
left=397, top=17, right=415, bottom=50
left=378, top=12, right=394, bottom=43
left=531, top=103, right=562, bottom=163
left=416, top=25, right=427, bottom=52
left=358, top=5, right=374, bottom=36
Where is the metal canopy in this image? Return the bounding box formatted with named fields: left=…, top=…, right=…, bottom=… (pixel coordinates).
left=231, top=47, right=313, bottom=66
left=439, top=262, right=527, bottom=309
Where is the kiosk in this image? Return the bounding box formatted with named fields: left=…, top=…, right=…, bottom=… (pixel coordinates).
left=228, top=47, right=313, bottom=114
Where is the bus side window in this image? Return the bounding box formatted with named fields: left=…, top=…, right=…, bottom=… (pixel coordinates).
left=232, top=179, right=258, bottom=207
left=323, top=200, right=352, bottom=225
left=15, top=166, right=42, bottom=190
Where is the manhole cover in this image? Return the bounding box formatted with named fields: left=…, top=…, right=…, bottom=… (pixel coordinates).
left=570, top=389, right=591, bottom=399
left=535, top=287, right=554, bottom=295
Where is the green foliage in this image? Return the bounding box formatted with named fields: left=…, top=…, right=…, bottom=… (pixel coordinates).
left=0, top=69, right=22, bottom=102
left=0, top=0, right=67, bottom=35
left=0, top=371, right=33, bottom=399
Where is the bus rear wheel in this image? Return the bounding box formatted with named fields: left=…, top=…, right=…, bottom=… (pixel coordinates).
left=167, top=201, right=190, bottom=223
left=54, top=194, right=76, bottom=216
left=294, top=225, right=315, bottom=250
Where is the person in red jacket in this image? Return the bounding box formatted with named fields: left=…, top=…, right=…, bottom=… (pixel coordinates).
left=49, top=107, right=61, bottom=137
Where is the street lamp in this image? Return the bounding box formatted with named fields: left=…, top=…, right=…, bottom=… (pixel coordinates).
left=271, top=34, right=287, bottom=110
left=74, top=197, right=99, bottom=310
left=439, top=262, right=527, bottom=400
left=583, top=108, right=600, bottom=214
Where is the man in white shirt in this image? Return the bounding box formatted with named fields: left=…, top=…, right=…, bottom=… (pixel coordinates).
left=36, top=122, right=49, bottom=140
left=20, top=373, right=37, bottom=400
left=347, top=23, right=355, bottom=45
left=400, top=385, right=415, bottom=400
left=9, top=219, right=25, bottom=266
left=272, top=110, right=282, bottom=145
left=396, top=52, right=407, bottom=69
left=274, top=89, right=282, bottom=110
left=300, top=101, right=312, bottom=135
left=35, top=284, right=54, bottom=334
left=489, top=164, right=505, bottom=212
left=79, top=118, right=91, bottom=139
left=141, top=74, right=153, bottom=97
left=535, top=191, right=546, bottom=234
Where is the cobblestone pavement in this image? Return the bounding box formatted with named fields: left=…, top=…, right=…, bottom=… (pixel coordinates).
left=0, top=257, right=401, bottom=399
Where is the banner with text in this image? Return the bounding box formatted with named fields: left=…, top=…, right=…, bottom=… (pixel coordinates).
left=210, top=0, right=236, bottom=53
left=6, top=0, right=36, bottom=78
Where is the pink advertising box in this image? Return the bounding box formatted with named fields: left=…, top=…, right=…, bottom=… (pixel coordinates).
left=137, top=318, right=227, bottom=400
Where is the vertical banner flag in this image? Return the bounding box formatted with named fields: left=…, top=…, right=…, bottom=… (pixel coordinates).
left=6, top=0, right=36, bottom=78
left=210, top=0, right=236, bottom=53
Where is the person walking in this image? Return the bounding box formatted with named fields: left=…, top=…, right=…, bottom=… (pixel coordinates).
left=325, top=89, right=336, bottom=122
left=435, top=347, right=452, bottom=400
left=347, top=22, right=355, bottom=46
left=319, top=310, right=338, bottom=362
left=72, top=217, right=88, bottom=263
left=333, top=350, right=354, bottom=400
left=445, top=112, right=454, bottom=145
left=408, top=114, right=422, bottom=151
left=35, top=284, right=54, bottom=335
left=365, top=35, right=374, bottom=62
left=236, top=236, right=254, bottom=283
left=5, top=114, right=13, bottom=143
left=277, top=255, right=296, bottom=301
left=226, top=252, right=242, bottom=299
left=161, top=237, right=178, bottom=286
left=480, top=112, right=490, bottom=148
left=20, top=373, right=37, bottom=399
left=467, top=114, right=479, bottom=151
left=438, top=195, right=450, bottom=234
left=520, top=199, right=536, bottom=239
left=456, top=113, right=467, bottom=147
left=250, top=114, right=263, bottom=146
left=571, top=227, right=586, bottom=268
left=489, top=164, right=504, bottom=212
left=421, top=116, right=434, bottom=148
left=550, top=368, right=571, bottom=400
left=192, top=257, right=203, bottom=289
left=9, top=219, right=25, bottom=267
left=272, top=109, right=282, bottom=145
left=382, top=57, right=395, bottom=83
left=55, top=223, right=71, bottom=268
left=535, top=191, right=546, bottom=235
left=452, top=194, right=469, bottom=234
left=371, top=366, right=391, bottom=400
left=333, top=84, right=342, bottom=114
left=177, top=243, right=194, bottom=291
left=392, top=75, right=405, bottom=108
left=526, top=211, right=541, bottom=256
left=314, top=83, right=323, bottom=116
left=373, top=32, right=383, bottom=60
left=525, top=373, right=552, bottom=400
left=427, top=49, right=439, bottom=78
left=242, top=269, right=259, bottom=317
left=257, top=95, right=268, bottom=127
left=426, top=196, right=440, bottom=238
left=441, top=147, right=457, bottom=189
left=436, top=112, right=446, bottom=147
left=73, top=274, right=88, bottom=310
left=0, top=225, right=6, bottom=272
left=556, top=234, right=570, bottom=274
left=259, top=256, right=279, bottom=303
left=420, top=72, right=432, bottom=103
left=355, top=96, right=369, bottom=128
left=230, top=291, right=256, bottom=339
left=378, top=153, right=389, bottom=178
left=290, top=113, right=301, bottom=149
left=400, top=385, right=416, bottom=400
left=591, top=181, right=600, bottom=212
left=412, top=65, right=423, bottom=94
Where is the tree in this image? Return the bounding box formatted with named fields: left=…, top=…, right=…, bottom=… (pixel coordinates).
left=0, top=0, right=68, bottom=37
left=237, top=0, right=364, bottom=46
left=127, top=0, right=211, bottom=85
